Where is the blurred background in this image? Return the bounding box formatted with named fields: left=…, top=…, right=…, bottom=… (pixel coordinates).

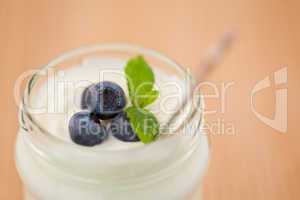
left=0, top=0, right=299, bottom=199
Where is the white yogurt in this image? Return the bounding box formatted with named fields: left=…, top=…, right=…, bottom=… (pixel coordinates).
left=15, top=57, right=209, bottom=200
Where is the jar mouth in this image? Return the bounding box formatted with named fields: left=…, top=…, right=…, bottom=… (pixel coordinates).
left=21, top=43, right=198, bottom=148
left=19, top=43, right=204, bottom=183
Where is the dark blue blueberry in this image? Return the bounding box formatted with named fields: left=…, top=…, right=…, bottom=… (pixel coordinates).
left=109, top=112, right=140, bottom=142
left=81, top=81, right=126, bottom=120
left=69, top=111, right=108, bottom=146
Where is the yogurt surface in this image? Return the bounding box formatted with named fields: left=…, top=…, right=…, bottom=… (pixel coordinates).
left=32, top=57, right=186, bottom=150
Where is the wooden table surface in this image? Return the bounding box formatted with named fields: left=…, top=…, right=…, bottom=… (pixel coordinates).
left=0, top=0, right=299, bottom=199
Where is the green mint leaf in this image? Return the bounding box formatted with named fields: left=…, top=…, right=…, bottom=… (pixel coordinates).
left=125, top=106, right=159, bottom=144
left=138, top=90, right=159, bottom=108
left=125, top=56, right=159, bottom=107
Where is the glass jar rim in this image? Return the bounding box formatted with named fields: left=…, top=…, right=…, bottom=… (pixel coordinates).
left=21, top=43, right=198, bottom=147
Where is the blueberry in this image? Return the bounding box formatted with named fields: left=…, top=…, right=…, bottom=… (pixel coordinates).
left=81, top=81, right=126, bottom=120
left=69, top=111, right=108, bottom=146
left=109, top=112, right=140, bottom=142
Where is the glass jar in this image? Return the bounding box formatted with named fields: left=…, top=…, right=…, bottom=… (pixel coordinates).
left=15, top=44, right=209, bottom=200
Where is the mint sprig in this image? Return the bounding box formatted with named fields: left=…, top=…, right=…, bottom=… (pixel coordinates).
left=125, top=56, right=159, bottom=108
left=124, top=56, right=160, bottom=143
